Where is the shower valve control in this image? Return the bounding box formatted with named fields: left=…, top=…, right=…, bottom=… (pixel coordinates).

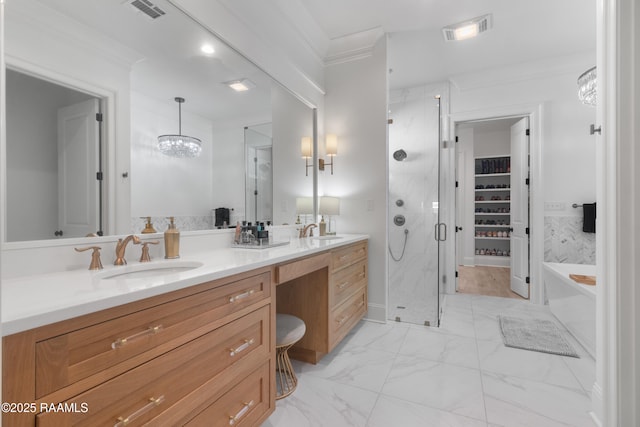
left=393, top=215, right=406, bottom=226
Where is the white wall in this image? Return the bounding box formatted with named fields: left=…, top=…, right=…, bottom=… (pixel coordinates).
left=130, top=92, right=214, bottom=219
left=271, top=84, right=314, bottom=225
left=474, top=128, right=511, bottom=158
left=322, top=37, right=388, bottom=321
left=451, top=53, right=597, bottom=214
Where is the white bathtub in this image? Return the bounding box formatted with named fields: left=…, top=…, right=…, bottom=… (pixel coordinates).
left=543, top=262, right=596, bottom=358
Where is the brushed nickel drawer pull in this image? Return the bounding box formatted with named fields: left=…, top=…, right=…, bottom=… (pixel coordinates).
left=339, top=255, right=348, bottom=261
left=114, top=395, right=165, bottom=427
left=337, top=281, right=349, bottom=290
left=229, top=289, right=255, bottom=303
left=229, top=338, right=255, bottom=357
left=112, top=325, right=163, bottom=349
left=229, top=400, right=254, bottom=425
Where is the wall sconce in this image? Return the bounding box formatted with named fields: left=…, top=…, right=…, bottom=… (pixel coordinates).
left=301, top=136, right=312, bottom=176
left=319, top=134, right=337, bottom=175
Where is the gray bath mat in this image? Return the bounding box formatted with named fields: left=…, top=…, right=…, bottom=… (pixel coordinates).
left=498, top=315, right=580, bottom=358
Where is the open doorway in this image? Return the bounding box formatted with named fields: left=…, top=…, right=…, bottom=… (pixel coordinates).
left=455, top=116, right=530, bottom=300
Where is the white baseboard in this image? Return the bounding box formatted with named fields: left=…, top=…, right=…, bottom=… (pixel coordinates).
left=365, top=303, right=386, bottom=322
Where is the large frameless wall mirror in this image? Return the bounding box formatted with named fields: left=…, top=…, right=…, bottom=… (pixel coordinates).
left=1, top=0, right=314, bottom=243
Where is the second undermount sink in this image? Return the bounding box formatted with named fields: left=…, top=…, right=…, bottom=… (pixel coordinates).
left=96, top=260, right=204, bottom=280
left=311, top=235, right=343, bottom=241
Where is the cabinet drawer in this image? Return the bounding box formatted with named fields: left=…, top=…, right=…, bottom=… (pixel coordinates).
left=277, top=252, right=330, bottom=284
left=35, top=271, right=270, bottom=397
left=36, top=306, right=270, bottom=427
left=332, top=242, right=367, bottom=272
left=331, top=288, right=367, bottom=349
left=184, top=362, right=270, bottom=427
left=330, top=260, right=367, bottom=309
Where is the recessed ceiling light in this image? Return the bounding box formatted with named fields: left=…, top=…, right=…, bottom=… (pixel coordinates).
left=200, top=44, right=215, bottom=55
left=442, top=14, right=493, bottom=42
left=224, top=79, right=256, bottom=92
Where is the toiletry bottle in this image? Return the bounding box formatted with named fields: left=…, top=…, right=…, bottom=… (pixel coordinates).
left=164, top=217, right=180, bottom=259
left=234, top=221, right=241, bottom=244
left=319, top=215, right=327, bottom=236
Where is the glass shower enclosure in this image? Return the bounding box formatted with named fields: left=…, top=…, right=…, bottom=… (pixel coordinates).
left=388, top=84, right=449, bottom=326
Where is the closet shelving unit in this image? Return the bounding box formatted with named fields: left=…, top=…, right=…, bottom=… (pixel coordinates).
left=474, top=155, right=511, bottom=267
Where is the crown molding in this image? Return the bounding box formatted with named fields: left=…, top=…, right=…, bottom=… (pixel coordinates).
left=324, top=27, right=385, bottom=66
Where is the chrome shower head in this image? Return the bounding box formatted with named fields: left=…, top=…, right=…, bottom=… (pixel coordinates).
left=393, top=149, right=407, bottom=161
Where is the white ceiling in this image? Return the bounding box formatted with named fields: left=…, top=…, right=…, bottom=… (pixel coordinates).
left=299, top=0, right=597, bottom=89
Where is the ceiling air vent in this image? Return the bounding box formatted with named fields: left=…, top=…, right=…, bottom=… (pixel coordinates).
left=442, top=14, right=493, bottom=42
left=126, top=0, right=166, bottom=20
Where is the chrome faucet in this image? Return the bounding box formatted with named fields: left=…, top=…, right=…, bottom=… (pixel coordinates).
left=299, top=224, right=317, bottom=238
left=114, top=235, right=141, bottom=265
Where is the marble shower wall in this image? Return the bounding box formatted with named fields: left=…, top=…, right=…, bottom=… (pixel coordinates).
left=544, top=216, right=596, bottom=264
left=388, top=84, right=445, bottom=326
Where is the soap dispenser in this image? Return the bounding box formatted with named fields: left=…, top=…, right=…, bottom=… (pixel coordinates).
left=319, top=216, right=327, bottom=236
left=140, top=217, right=157, bottom=234
left=164, top=217, right=180, bottom=259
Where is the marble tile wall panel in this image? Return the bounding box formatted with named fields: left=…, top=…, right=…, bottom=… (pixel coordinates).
left=130, top=215, right=213, bottom=234
left=544, top=216, right=596, bottom=264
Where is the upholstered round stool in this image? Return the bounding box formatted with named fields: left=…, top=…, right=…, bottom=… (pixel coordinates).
left=275, top=313, right=306, bottom=399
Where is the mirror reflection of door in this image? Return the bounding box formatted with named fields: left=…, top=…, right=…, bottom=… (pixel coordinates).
left=57, top=98, right=101, bottom=239
left=6, top=69, right=103, bottom=241
left=244, top=125, right=273, bottom=225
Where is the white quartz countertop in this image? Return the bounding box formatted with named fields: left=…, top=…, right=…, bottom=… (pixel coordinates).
left=1, top=234, right=368, bottom=336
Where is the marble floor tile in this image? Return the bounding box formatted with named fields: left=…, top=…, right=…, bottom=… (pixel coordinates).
left=471, top=312, right=503, bottom=342
left=477, top=340, right=584, bottom=389
left=438, top=310, right=477, bottom=338
left=263, top=294, right=596, bottom=427
left=293, top=345, right=396, bottom=393
left=443, top=293, right=475, bottom=309
left=342, top=321, right=410, bottom=354
left=398, top=327, right=480, bottom=369
left=561, top=349, right=596, bottom=395
left=367, top=395, right=488, bottom=427
left=381, top=355, right=486, bottom=422
left=261, top=375, right=378, bottom=427
left=482, top=371, right=593, bottom=427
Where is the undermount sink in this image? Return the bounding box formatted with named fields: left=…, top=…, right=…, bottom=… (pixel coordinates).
left=96, top=261, right=204, bottom=280
left=311, top=236, right=343, bottom=240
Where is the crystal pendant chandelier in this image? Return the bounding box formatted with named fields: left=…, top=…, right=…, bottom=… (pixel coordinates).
left=577, top=66, right=597, bottom=106
left=157, top=97, right=202, bottom=158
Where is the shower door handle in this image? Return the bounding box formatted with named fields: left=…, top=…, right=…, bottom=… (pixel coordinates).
left=434, top=223, right=447, bottom=241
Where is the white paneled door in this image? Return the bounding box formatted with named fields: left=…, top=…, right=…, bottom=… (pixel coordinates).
left=510, top=117, right=530, bottom=298
left=57, top=99, right=100, bottom=238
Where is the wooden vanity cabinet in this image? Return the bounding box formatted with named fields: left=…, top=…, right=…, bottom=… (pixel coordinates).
left=2, top=267, right=276, bottom=427
left=276, top=241, right=368, bottom=363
